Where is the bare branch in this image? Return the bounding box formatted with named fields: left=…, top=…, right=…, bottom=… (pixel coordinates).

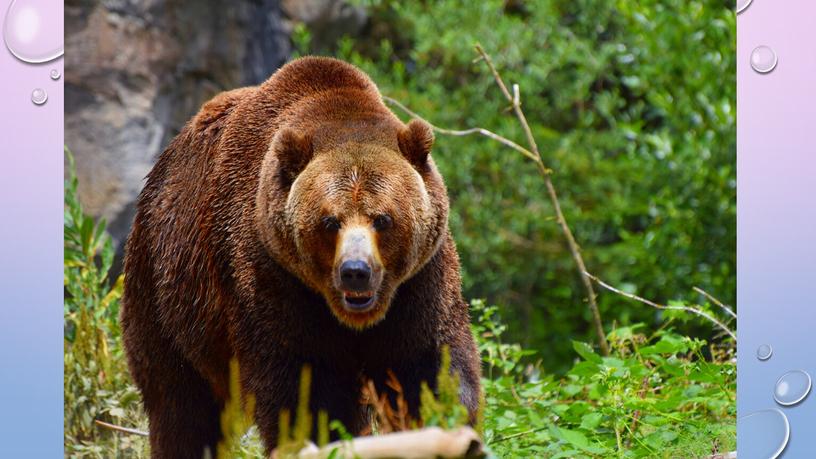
left=713, top=453, right=737, bottom=459
left=693, top=286, right=737, bottom=320
left=492, top=426, right=549, bottom=443
left=626, top=375, right=651, bottom=448
left=94, top=419, right=149, bottom=437
left=512, top=84, right=520, bottom=108
left=473, top=43, right=610, bottom=355
left=382, top=96, right=539, bottom=162
left=386, top=44, right=611, bottom=355
left=585, top=272, right=736, bottom=341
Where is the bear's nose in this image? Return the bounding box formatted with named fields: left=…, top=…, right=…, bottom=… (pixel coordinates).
left=339, top=260, right=372, bottom=292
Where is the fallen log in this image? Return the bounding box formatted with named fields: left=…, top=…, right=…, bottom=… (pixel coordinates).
left=272, top=426, right=486, bottom=459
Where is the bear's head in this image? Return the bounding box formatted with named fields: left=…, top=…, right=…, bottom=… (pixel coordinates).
left=256, top=119, right=448, bottom=329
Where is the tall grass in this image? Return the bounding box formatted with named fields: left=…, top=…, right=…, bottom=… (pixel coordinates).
left=64, top=149, right=148, bottom=458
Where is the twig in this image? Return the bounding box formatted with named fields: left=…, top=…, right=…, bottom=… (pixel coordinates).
left=709, top=453, right=737, bottom=459
left=625, top=376, right=650, bottom=448
left=473, top=43, right=609, bottom=356
left=614, top=424, right=623, bottom=454
left=492, top=426, right=549, bottom=443
left=382, top=96, right=539, bottom=162
left=585, top=272, right=736, bottom=341
left=693, top=286, right=737, bottom=320
left=94, top=419, right=149, bottom=437
left=384, top=46, right=611, bottom=356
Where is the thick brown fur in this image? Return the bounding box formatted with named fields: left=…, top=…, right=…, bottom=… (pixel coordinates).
left=121, top=57, right=481, bottom=458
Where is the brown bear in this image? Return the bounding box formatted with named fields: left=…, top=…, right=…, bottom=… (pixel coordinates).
left=121, top=56, right=481, bottom=458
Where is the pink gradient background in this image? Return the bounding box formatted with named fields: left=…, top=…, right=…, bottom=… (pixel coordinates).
left=738, top=0, right=816, bottom=456
left=0, top=0, right=63, bottom=455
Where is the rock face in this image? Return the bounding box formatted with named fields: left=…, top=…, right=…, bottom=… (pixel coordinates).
left=65, top=0, right=293, bottom=252
left=66, top=0, right=371, bottom=267
left=281, top=0, right=367, bottom=51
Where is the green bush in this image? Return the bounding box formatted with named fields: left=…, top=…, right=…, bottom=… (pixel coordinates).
left=64, top=149, right=148, bottom=458
left=307, top=0, right=736, bottom=372
left=474, top=300, right=735, bottom=457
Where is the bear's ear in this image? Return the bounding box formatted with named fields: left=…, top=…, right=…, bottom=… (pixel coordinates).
left=273, top=128, right=314, bottom=186
left=398, top=119, right=434, bottom=169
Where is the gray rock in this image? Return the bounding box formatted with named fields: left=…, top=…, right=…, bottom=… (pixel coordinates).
left=281, top=0, right=367, bottom=51
left=65, top=0, right=292, bottom=255
left=65, top=0, right=369, bottom=273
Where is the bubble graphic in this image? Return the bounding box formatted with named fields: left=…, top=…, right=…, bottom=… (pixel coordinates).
left=750, top=45, right=778, bottom=74
left=738, top=409, right=789, bottom=459
left=757, top=344, right=773, bottom=361
left=774, top=370, right=812, bottom=406
left=3, top=0, right=64, bottom=64
left=30, top=87, right=47, bottom=105
left=737, top=0, right=753, bottom=14
left=50, top=68, right=60, bottom=80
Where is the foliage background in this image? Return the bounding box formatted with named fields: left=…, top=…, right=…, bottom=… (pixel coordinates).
left=319, top=0, right=736, bottom=372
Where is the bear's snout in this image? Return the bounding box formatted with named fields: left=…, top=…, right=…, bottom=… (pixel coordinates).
left=339, top=260, right=372, bottom=292
left=339, top=259, right=376, bottom=311
left=335, top=225, right=383, bottom=312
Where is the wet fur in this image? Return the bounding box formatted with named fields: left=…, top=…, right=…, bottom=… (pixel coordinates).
left=121, top=57, right=481, bottom=458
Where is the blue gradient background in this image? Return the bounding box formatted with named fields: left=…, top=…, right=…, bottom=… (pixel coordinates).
left=737, top=0, right=816, bottom=457
left=0, top=0, right=63, bottom=455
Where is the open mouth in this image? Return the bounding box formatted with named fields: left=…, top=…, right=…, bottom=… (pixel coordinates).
left=342, top=291, right=376, bottom=311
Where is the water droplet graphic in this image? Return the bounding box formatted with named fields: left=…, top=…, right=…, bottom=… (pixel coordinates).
left=50, top=68, right=60, bottom=80
left=751, top=46, right=778, bottom=74
left=30, top=87, right=47, bottom=105
left=757, top=344, right=773, bottom=360
left=737, top=0, right=753, bottom=14
left=738, top=409, right=789, bottom=459
left=774, top=370, right=811, bottom=406
left=3, top=0, right=64, bottom=63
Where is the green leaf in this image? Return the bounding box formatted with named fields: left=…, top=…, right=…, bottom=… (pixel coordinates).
left=569, top=361, right=601, bottom=377
left=572, top=341, right=602, bottom=364
left=580, top=412, right=603, bottom=430
left=640, top=335, right=689, bottom=356
left=559, top=427, right=590, bottom=449
left=80, top=217, right=94, bottom=255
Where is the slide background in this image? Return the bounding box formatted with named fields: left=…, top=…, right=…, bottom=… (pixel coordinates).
left=0, top=0, right=64, bottom=455
left=737, top=0, right=816, bottom=456
left=1, top=0, right=815, bottom=456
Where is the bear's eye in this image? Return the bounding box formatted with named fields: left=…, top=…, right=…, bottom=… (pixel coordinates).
left=321, top=216, right=341, bottom=231
left=373, top=214, right=393, bottom=231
